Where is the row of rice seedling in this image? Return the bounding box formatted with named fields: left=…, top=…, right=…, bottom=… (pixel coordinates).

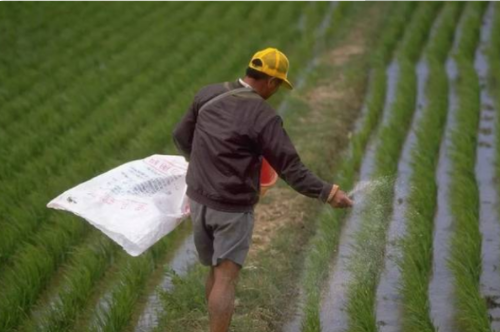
left=0, top=3, right=223, bottom=267
left=296, top=3, right=418, bottom=332
left=374, top=7, right=447, bottom=330
left=0, top=4, right=274, bottom=330
left=3, top=5, right=193, bottom=218
left=0, top=3, right=104, bottom=103
left=0, top=24, right=204, bottom=284
left=0, top=3, right=188, bottom=206
left=0, top=3, right=156, bottom=128
left=0, top=4, right=180, bottom=119
left=340, top=3, right=441, bottom=331
left=396, top=3, right=464, bottom=332
left=17, top=233, right=118, bottom=332
left=447, top=2, right=490, bottom=331
left=0, top=3, right=193, bottom=181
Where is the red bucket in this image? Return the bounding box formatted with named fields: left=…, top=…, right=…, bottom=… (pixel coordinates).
left=260, top=158, right=278, bottom=196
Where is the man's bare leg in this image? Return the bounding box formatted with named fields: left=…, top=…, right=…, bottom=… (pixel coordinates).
left=206, top=267, right=215, bottom=301
left=208, top=260, right=240, bottom=332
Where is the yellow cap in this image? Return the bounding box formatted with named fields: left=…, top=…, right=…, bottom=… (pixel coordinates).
left=248, top=47, right=293, bottom=90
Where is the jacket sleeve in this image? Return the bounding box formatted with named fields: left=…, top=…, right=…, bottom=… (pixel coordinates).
left=172, top=100, right=198, bottom=161
left=258, top=115, right=333, bottom=203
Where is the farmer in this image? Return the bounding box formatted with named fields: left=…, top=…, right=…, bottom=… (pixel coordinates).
left=173, top=47, right=353, bottom=332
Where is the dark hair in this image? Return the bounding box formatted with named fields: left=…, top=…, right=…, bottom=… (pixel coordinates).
left=245, top=59, right=271, bottom=80
left=245, top=67, right=271, bottom=80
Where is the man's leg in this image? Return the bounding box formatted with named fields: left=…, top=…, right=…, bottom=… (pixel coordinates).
left=208, top=260, right=241, bottom=332
left=206, top=267, right=215, bottom=301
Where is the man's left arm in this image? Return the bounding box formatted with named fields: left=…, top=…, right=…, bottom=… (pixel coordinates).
left=258, top=115, right=333, bottom=202
left=172, top=101, right=197, bottom=161
left=258, top=115, right=353, bottom=208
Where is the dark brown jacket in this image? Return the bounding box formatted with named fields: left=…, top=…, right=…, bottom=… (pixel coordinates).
left=172, top=80, right=333, bottom=212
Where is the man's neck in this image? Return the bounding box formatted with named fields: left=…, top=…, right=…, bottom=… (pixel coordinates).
left=241, top=77, right=266, bottom=99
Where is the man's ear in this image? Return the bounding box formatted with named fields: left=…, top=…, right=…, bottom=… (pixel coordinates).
left=269, top=77, right=281, bottom=88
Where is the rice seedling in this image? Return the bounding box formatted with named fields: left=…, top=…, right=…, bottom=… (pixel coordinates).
left=446, top=3, right=490, bottom=331
left=299, top=3, right=418, bottom=332
left=0, top=3, right=208, bottom=267
left=1, top=4, right=313, bottom=330
left=1, top=3, right=333, bottom=331
left=396, top=3, right=464, bottom=332
left=342, top=3, right=441, bottom=331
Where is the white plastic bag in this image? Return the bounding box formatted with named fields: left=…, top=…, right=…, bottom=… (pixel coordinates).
left=47, top=155, right=190, bottom=256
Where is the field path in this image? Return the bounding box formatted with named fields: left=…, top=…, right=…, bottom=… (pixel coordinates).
left=375, top=58, right=429, bottom=332
left=475, top=3, right=500, bottom=330
left=319, top=61, right=399, bottom=332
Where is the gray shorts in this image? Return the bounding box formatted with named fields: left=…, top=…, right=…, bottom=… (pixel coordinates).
left=189, top=198, right=254, bottom=267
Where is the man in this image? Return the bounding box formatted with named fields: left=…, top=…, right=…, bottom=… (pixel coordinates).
left=173, top=47, right=353, bottom=332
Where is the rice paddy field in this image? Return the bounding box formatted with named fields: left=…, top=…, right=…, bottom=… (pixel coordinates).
left=0, top=2, right=499, bottom=332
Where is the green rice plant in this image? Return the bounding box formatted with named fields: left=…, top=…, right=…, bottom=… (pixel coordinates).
left=371, top=3, right=418, bottom=68
left=343, top=2, right=442, bottom=330
left=396, top=2, right=443, bottom=63
left=87, top=227, right=190, bottom=332
left=299, top=3, right=416, bottom=332
left=17, top=234, right=116, bottom=332
left=425, top=3, right=465, bottom=63
left=397, top=3, right=464, bottom=331
left=444, top=3, right=490, bottom=332
left=0, top=3, right=199, bottom=180
left=143, top=3, right=361, bottom=332
left=398, top=60, right=447, bottom=332
left=455, top=2, right=486, bottom=62
left=71, top=4, right=320, bottom=331
left=0, top=2, right=257, bottom=270
left=345, top=59, right=416, bottom=332
left=0, top=3, right=104, bottom=103
left=0, top=3, right=208, bottom=265
left=1, top=4, right=294, bottom=330
left=0, top=3, right=159, bottom=128
left=3, top=3, right=316, bottom=330
left=448, top=59, right=489, bottom=331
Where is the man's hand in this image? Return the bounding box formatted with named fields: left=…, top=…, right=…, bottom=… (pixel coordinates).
left=327, top=185, right=353, bottom=209
left=329, top=190, right=353, bottom=208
